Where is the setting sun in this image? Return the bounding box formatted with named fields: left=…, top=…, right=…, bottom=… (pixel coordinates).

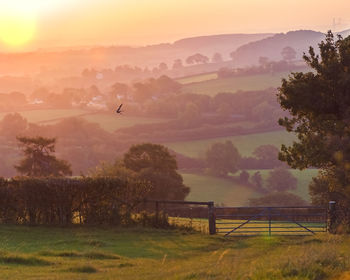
left=0, top=0, right=73, bottom=47
left=0, top=15, right=36, bottom=46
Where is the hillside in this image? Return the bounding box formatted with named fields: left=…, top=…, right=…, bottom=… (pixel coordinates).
left=231, top=30, right=325, bottom=66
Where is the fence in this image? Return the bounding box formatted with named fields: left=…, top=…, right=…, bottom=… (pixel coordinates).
left=144, top=200, right=334, bottom=236
left=215, top=206, right=327, bottom=236
left=142, top=200, right=215, bottom=234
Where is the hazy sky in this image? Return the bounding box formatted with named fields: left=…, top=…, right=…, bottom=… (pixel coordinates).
left=0, top=0, right=349, bottom=51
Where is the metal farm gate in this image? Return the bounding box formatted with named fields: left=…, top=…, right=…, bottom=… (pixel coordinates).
left=215, top=206, right=327, bottom=236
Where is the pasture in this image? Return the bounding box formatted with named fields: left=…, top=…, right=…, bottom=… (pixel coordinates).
left=0, top=109, right=167, bottom=133
left=166, top=130, right=294, bottom=158
left=176, top=72, right=218, bottom=84
left=182, top=173, right=258, bottom=205
left=0, top=225, right=348, bottom=279
left=181, top=71, right=294, bottom=96
left=182, top=169, right=317, bottom=205
left=0, top=109, right=88, bottom=123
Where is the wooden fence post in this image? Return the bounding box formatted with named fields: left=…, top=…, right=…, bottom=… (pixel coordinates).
left=208, top=201, right=216, bottom=235
left=328, top=201, right=336, bottom=234
left=155, top=201, right=159, bottom=226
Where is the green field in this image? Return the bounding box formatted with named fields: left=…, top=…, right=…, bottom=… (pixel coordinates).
left=81, top=113, right=168, bottom=132
left=182, top=169, right=317, bottom=205
left=182, top=173, right=258, bottom=206
left=181, top=71, right=295, bottom=96
left=0, top=225, right=348, bottom=279
left=0, top=109, right=88, bottom=123
left=0, top=109, right=168, bottom=133
left=176, top=72, right=218, bottom=84
left=166, top=130, right=295, bottom=158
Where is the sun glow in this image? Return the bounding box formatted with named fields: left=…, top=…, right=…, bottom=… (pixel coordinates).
left=0, top=0, right=72, bottom=47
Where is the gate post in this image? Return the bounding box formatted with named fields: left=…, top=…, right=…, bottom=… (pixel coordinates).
left=328, top=201, right=336, bottom=234
left=155, top=201, right=159, bottom=226
left=208, top=201, right=216, bottom=235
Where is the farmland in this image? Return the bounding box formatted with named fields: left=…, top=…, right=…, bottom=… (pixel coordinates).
left=176, top=72, right=218, bottom=84
left=182, top=169, right=318, bottom=205
left=0, top=109, right=167, bottom=133
left=0, top=225, right=348, bottom=279
left=166, top=130, right=295, bottom=158
left=181, top=71, right=293, bottom=96
left=182, top=173, right=258, bottom=205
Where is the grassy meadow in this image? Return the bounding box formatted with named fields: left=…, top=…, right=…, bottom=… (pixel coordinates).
left=0, top=109, right=168, bottom=133
left=0, top=109, right=88, bottom=123
left=166, top=130, right=294, bottom=158
left=176, top=72, right=218, bottom=84
left=181, top=71, right=294, bottom=96
left=182, top=173, right=258, bottom=205
left=182, top=169, right=318, bottom=206
left=0, top=225, right=348, bottom=279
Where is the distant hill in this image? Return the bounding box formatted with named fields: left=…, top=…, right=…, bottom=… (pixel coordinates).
left=172, top=33, right=273, bottom=60
left=339, top=29, right=350, bottom=38
left=231, top=30, right=325, bottom=66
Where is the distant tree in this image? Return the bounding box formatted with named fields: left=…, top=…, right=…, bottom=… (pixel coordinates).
left=186, top=53, right=209, bottom=65
left=281, top=46, right=297, bottom=62
left=253, top=145, right=282, bottom=168
left=251, top=171, right=263, bottom=189
left=239, top=170, right=250, bottom=183
left=248, top=192, right=308, bottom=206
left=0, top=113, right=28, bottom=140
left=212, top=52, right=223, bottom=63
left=123, top=143, right=189, bottom=200
left=158, top=62, right=168, bottom=72
left=266, top=168, right=297, bottom=192
left=172, top=59, right=183, bottom=69
left=15, top=136, right=72, bottom=177
left=206, top=141, right=241, bottom=177
left=258, top=56, right=269, bottom=67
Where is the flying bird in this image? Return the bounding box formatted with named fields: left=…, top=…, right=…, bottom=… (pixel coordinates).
left=116, top=104, right=123, bottom=114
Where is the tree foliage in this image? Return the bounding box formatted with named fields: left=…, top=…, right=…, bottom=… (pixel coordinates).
left=205, top=141, right=241, bottom=177
left=15, top=136, right=72, bottom=177
left=266, top=168, right=297, bottom=192
left=277, top=32, right=350, bottom=219
left=123, top=143, right=189, bottom=200
left=281, top=46, right=297, bottom=61
left=249, top=192, right=307, bottom=207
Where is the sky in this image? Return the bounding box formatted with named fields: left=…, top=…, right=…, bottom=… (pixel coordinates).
left=0, top=0, right=349, bottom=51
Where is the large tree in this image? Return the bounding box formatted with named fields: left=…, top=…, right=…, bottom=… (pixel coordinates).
left=123, top=143, right=189, bottom=200
left=277, top=32, right=350, bottom=218
left=15, top=136, right=72, bottom=177
left=205, top=141, right=241, bottom=177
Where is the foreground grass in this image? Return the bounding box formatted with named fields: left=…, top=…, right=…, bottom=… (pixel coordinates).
left=0, top=225, right=348, bottom=279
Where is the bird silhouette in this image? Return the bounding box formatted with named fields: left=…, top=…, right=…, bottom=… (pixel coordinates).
left=116, top=104, right=123, bottom=114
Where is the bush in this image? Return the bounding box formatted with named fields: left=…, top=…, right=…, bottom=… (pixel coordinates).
left=0, top=176, right=151, bottom=226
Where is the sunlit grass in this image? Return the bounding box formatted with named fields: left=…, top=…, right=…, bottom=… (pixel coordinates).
left=0, top=225, right=347, bottom=279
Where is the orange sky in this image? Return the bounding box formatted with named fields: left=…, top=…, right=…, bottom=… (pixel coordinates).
left=1, top=0, right=349, bottom=51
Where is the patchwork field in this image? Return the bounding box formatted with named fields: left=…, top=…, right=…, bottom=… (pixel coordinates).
left=0, top=225, right=348, bottom=280
left=81, top=113, right=167, bottom=132
left=0, top=109, right=168, bottom=133
left=0, top=109, right=88, bottom=123
left=166, top=130, right=295, bottom=158
left=176, top=72, right=218, bottom=84
left=181, top=71, right=294, bottom=96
